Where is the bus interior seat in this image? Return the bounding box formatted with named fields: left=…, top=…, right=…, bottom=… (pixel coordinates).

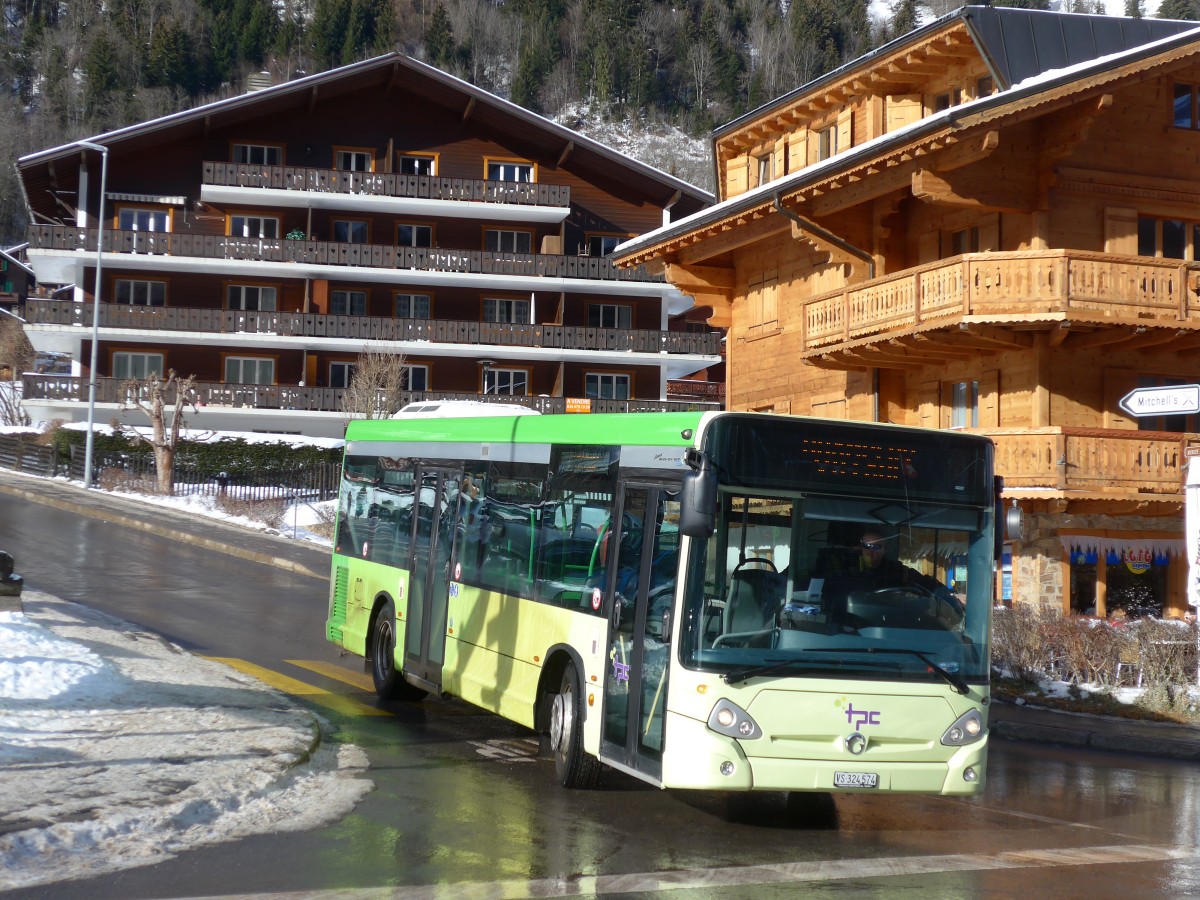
left=723, top=569, right=786, bottom=634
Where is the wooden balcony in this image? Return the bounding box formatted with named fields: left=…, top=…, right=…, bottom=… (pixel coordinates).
left=20, top=376, right=719, bottom=415
left=23, top=299, right=722, bottom=356
left=803, top=250, right=1200, bottom=356
left=981, top=427, right=1191, bottom=499
left=667, top=379, right=725, bottom=402
left=24, top=227, right=661, bottom=283
left=202, top=162, right=571, bottom=208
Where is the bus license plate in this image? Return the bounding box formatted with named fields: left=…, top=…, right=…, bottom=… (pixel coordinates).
left=834, top=771, right=878, bottom=788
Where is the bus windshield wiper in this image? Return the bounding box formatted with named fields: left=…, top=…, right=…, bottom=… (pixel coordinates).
left=721, top=656, right=890, bottom=686
left=809, top=647, right=970, bottom=695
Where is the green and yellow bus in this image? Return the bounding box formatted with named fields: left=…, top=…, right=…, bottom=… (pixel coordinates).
left=326, top=410, right=999, bottom=795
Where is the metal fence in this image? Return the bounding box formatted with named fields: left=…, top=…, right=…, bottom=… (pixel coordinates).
left=62, top=446, right=341, bottom=502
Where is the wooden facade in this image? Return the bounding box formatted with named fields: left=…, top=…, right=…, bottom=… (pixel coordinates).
left=17, top=54, right=720, bottom=438
left=616, top=7, right=1200, bottom=618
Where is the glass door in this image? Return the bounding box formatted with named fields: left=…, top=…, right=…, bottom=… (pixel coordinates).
left=600, top=482, right=681, bottom=782
left=403, top=466, right=461, bottom=690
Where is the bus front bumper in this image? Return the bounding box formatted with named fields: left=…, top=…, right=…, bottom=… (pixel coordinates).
left=659, top=711, right=988, bottom=795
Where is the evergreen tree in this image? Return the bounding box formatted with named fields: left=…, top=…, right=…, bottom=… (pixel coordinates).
left=147, top=19, right=200, bottom=95
left=312, top=0, right=352, bottom=69
left=426, top=2, right=454, bottom=68
left=889, top=0, right=920, bottom=42
left=1125, top=0, right=1145, bottom=16
left=1159, top=0, right=1197, bottom=18
left=83, top=30, right=124, bottom=127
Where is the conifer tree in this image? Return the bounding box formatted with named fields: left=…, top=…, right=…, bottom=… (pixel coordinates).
left=426, top=2, right=454, bottom=68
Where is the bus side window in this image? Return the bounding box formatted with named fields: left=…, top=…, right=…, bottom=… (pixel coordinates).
left=473, top=459, right=543, bottom=601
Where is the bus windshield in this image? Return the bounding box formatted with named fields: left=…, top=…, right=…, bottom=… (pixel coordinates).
left=680, top=416, right=994, bottom=686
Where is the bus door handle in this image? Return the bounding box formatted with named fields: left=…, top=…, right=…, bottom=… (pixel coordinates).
left=611, top=595, right=624, bottom=630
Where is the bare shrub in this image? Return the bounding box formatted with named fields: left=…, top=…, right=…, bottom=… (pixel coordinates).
left=215, top=494, right=289, bottom=530
left=1131, top=619, right=1197, bottom=712
left=305, top=502, right=337, bottom=540
left=990, top=604, right=1046, bottom=684
left=97, top=467, right=153, bottom=494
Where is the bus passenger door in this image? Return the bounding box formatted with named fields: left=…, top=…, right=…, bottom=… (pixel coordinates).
left=600, top=482, right=680, bottom=783
left=403, top=467, right=462, bottom=692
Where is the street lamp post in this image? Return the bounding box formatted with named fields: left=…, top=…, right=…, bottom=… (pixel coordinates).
left=77, top=141, right=108, bottom=489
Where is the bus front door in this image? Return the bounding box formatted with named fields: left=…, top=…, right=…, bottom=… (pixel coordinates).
left=600, top=483, right=680, bottom=784
left=403, top=466, right=462, bottom=692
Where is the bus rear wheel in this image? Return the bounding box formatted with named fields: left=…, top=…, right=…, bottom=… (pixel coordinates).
left=370, top=600, right=426, bottom=702
left=549, top=663, right=601, bottom=789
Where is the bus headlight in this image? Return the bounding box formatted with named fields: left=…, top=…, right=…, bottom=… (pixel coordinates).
left=707, top=699, right=762, bottom=740
left=941, top=710, right=985, bottom=746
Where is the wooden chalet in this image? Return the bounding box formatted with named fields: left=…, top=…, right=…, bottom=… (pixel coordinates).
left=616, top=6, right=1200, bottom=618
left=16, top=54, right=720, bottom=439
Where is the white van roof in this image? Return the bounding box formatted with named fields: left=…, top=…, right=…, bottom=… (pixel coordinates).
left=390, top=400, right=541, bottom=419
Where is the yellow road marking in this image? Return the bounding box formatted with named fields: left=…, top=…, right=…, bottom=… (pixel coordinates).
left=208, top=657, right=392, bottom=717
left=285, top=658, right=375, bottom=692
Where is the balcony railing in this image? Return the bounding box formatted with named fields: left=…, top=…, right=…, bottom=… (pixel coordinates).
left=803, top=250, right=1199, bottom=350
left=667, top=379, right=725, bottom=401
left=23, top=299, right=722, bottom=356
left=25, top=227, right=661, bottom=283
left=982, top=427, right=1189, bottom=495
left=202, top=162, right=571, bottom=208
left=20, top=376, right=719, bottom=415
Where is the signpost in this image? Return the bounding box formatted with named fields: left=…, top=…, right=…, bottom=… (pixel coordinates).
left=1119, top=384, right=1200, bottom=685
left=1118, top=384, right=1200, bottom=419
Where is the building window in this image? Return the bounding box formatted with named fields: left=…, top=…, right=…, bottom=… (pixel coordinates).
left=588, top=304, right=632, bottom=329
left=118, top=209, right=169, bottom=232
left=585, top=234, right=624, bottom=256
left=113, top=352, right=163, bottom=380
left=329, top=361, right=356, bottom=389
left=756, top=153, right=773, bottom=186
left=230, top=215, right=279, bottom=239
left=950, top=380, right=979, bottom=429
left=233, top=143, right=282, bottom=165
left=486, top=160, right=533, bottom=182
left=817, top=125, right=837, bottom=161
left=1136, top=375, right=1200, bottom=433
left=485, top=229, right=532, bottom=253
left=484, top=297, right=530, bottom=324
left=396, top=223, right=433, bottom=247
left=934, top=88, right=962, bottom=112
left=227, top=285, right=277, bottom=311
left=950, top=227, right=980, bottom=255
left=398, top=154, right=436, bottom=176
left=977, top=76, right=994, bottom=98
left=225, top=356, right=274, bottom=384
left=484, top=367, right=529, bottom=395
left=586, top=373, right=630, bottom=400
left=1175, top=83, right=1198, bottom=129
left=114, top=279, right=165, bottom=306
left=405, top=364, right=429, bottom=391
left=334, top=149, right=373, bottom=171
left=333, top=220, right=369, bottom=243
left=395, top=293, right=431, bottom=318
left=1138, top=216, right=1199, bottom=259
left=331, top=290, right=367, bottom=316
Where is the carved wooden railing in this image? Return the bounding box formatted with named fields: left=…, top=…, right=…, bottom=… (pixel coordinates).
left=202, top=162, right=571, bottom=208
left=19, top=376, right=719, bottom=415
left=804, top=251, right=1199, bottom=349
left=23, top=300, right=722, bottom=356
left=24, top=227, right=659, bottom=283
left=982, top=427, right=1190, bottom=494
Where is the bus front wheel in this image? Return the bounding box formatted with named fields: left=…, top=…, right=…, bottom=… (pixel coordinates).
left=549, top=663, right=601, bottom=789
left=370, top=600, right=426, bottom=702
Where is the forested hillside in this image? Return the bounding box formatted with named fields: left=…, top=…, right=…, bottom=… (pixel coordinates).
left=0, top=0, right=1174, bottom=243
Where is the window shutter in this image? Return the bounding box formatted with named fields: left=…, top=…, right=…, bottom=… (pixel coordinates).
left=836, top=108, right=853, bottom=154
left=979, top=369, right=1000, bottom=427
left=727, top=155, right=750, bottom=196
left=1104, top=207, right=1138, bottom=255
left=978, top=213, right=1000, bottom=252
left=917, top=380, right=939, bottom=429
left=787, top=134, right=807, bottom=173
left=1103, top=368, right=1140, bottom=428
left=885, top=94, right=922, bottom=132
left=773, top=137, right=787, bottom=178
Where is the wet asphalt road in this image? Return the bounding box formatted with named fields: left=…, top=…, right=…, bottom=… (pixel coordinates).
left=3, top=485, right=1200, bottom=898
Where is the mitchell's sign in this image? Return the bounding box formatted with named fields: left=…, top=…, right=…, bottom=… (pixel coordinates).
left=1118, top=384, right=1200, bottom=418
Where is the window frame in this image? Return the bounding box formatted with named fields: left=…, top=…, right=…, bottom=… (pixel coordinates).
left=224, top=355, right=276, bottom=385
left=231, top=142, right=283, bottom=166
left=483, top=366, right=531, bottom=396
left=116, top=207, right=171, bottom=232
left=332, top=219, right=370, bottom=244
left=113, top=278, right=166, bottom=307
left=396, top=223, right=434, bottom=248
left=394, top=293, right=432, bottom=318
left=585, top=234, right=625, bottom=257
left=585, top=371, right=632, bottom=400
left=330, top=289, right=368, bottom=316
left=587, top=303, right=633, bottom=329
left=398, top=153, right=437, bottom=176
left=112, top=350, right=164, bottom=380
left=483, top=297, right=531, bottom=324
left=333, top=147, right=375, bottom=172
left=226, top=284, right=278, bottom=312
left=484, top=158, right=535, bottom=182
left=484, top=229, right=533, bottom=254
left=949, top=380, right=980, bottom=430
left=228, top=213, right=280, bottom=239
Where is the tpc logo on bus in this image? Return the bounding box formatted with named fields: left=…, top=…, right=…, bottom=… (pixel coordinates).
left=835, top=696, right=881, bottom=729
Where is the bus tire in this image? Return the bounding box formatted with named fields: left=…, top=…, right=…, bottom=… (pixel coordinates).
left=370, top=599, right=426, bottom=702
left=549, top=663, right=601, bottom=789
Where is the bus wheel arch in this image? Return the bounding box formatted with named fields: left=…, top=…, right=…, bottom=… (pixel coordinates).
left=540, top=645, right=601, bottom=789
left=368, top=594, right=426, bottom=702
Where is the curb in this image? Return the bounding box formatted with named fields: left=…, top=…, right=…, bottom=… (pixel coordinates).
left=0, top=480, right=328, bottom=581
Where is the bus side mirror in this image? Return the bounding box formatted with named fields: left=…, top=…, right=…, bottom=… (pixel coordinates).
left=680, top=449, right=716, bottom=538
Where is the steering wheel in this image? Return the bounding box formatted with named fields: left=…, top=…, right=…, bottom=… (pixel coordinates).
left=733, top=557, right=777, bottom=573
